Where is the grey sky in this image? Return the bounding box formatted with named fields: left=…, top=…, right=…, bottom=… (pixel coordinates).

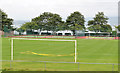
left=0, top=0, right=119, bottom=21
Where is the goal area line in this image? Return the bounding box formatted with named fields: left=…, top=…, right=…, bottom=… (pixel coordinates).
left=11, top=38, right=77, bottom=63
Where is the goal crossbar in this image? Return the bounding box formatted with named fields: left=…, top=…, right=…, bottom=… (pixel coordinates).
left=11, top=38, right=77, bottom=63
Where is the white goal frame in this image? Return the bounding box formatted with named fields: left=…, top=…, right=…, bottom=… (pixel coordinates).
left=11, top=38, right=77, bottom=63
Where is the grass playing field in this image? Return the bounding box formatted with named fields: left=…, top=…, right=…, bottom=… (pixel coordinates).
left=2, top=38, right=118, bottom=71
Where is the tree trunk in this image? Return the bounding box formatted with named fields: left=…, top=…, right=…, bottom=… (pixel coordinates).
left=47, top=31, right=48, bottom=35
left=52, top=31, right=56, bottom=36
left=39, top=29, right=41, bottom=35
left=72, top=30, right=75, bottom=36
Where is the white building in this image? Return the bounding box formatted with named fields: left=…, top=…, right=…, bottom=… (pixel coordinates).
left=14, top=30, right=74, bottom=36
left=56, top=30, right=73, bottom=35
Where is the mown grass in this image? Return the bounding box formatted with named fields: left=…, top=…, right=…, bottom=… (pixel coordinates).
left=2, top=38, right=118, bottom=71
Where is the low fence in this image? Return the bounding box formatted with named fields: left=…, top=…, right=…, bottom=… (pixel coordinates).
left=86, top=36, right=119, bottom=40
left=8, top=35, right=119, bottom=40
left=0, top=60, right=118, bottom=71
left=8, top=35, right=76, bottom=39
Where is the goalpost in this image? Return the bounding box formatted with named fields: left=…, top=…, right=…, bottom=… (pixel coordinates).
left=11, top=38, right=77, bottom=63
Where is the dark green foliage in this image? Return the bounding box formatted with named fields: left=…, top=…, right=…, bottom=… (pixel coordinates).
left=66, top=11, right=85, bottom=35
left=100, top=25, right=112, bottom=32
left=88, top=12, right=112, bottom=32
left=88, top=25, right=100, bottom=32
left=117, top=25, right=120, bottom=31
left=0, top=9, right=14, bottom=31
left=112, top=31, right=117, bottom=36
left=32, top=12, right=63, bottom=34
left=18, top=11, right=113, bottom=35
left=17, top=22, right=39, bottom=34
left=93, top=12, right=108, bottom=25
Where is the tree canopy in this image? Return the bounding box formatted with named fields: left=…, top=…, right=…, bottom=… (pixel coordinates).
left=0, top=9, right=14, bottom=31
left=66, top=11, right=85, bottom=35
left=18, top=11, right=113, bottom=35
left=32, top=12, right=63, bottom=33
left=117, top=25, right=120, bottom=31
left=21, top=22, right=38, bottom=30
left=88, top=12, right=112, bottom=32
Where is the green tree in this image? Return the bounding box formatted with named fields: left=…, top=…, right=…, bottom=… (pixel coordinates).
left=19, top=22, right=39, bottom=34
left=100, top=24, right=112, bottom=32
left=93, top=12, right=108, bottom=25
left=32, top=16, right=44, bottom=33
left=16, top=28, right=25, bottom=35
left=32, top=12, right=63, bottom=35
left=117, top=25, right=120, bottom=31
left=88, top=12, right=111, bottom=33
left=57, top=21, right=69, bottom=31
left=88, top=25, right=100, bottom=32
left=0, top=9, right=14, bottom=31
left=66, top=11, right=85, bottom=35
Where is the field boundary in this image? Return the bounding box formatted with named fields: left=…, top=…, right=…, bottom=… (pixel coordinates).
left=8, top=35, right=119, bottom=40
left=0, top=60, right=118, bottom=71
left=0, top=60, right=118, bottom=65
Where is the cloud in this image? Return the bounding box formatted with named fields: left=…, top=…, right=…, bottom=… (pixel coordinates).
left=0, top=0, right=118, bottom=20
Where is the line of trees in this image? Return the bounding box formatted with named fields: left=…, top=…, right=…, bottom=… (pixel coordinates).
left=0, top=9, right=119, bottom=36
left=17, top=11, right=113, bottom=35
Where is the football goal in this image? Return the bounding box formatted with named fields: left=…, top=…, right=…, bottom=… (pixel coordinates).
left=11, top=38, right=77, bottom=63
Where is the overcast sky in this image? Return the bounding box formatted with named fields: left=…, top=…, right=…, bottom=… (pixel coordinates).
left=0, top=0, right=119, bottom=21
